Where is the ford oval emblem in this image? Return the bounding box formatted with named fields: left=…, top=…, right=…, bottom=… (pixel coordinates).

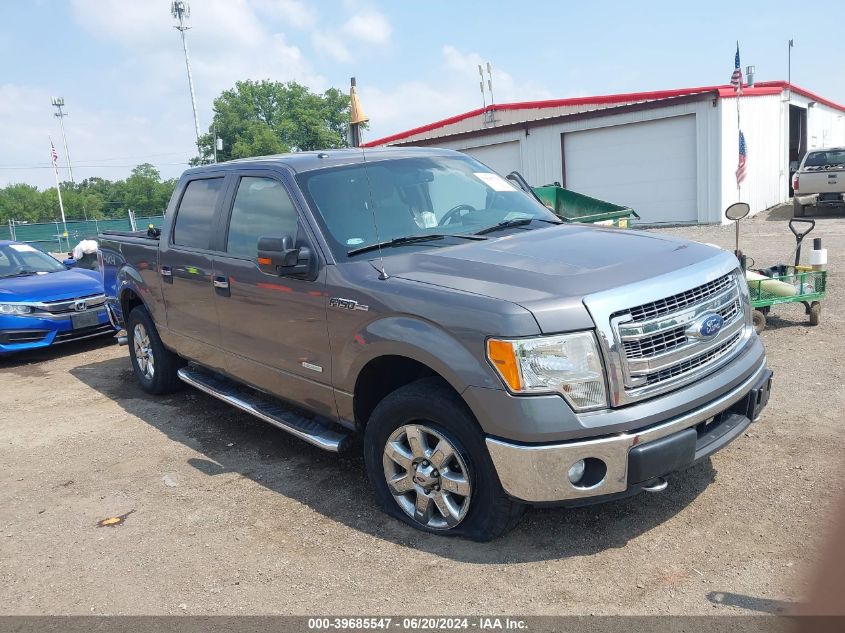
left=698, top=313, right=724, bottom=338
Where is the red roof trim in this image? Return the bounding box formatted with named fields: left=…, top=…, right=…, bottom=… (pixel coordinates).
left=362, top=81, right=845, bottom=147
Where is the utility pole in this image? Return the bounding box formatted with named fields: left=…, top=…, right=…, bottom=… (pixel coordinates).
left=171, top=1, right=201, bottom=153
left=51, top=97, right=74, bottom=183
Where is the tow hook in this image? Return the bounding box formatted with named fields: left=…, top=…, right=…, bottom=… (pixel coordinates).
left=642, top=477, right=668, bottom=493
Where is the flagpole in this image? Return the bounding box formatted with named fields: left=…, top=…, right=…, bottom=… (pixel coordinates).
left=735, top=41, right=742, bottom=202
left=50, top=137, right=68, bottom=250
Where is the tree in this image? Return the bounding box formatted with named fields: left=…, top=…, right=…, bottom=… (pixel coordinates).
left=195, top=80, right=352, bottom=163
left=0, top=183, right=48, bottom=223
left=0, top=166, right=178, bottom=224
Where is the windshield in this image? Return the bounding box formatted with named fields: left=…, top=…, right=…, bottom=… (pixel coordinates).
left=0, top=243, right=66, bottom=278
left=804, top=150, right=845, bottom=168
left=296, top=155, right=559, bottom=258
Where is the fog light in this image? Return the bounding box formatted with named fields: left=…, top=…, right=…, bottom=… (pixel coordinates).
left=567, top=459, right=586, bottom=484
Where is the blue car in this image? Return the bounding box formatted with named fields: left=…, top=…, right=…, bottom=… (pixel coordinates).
left=0, top=240, right=115, bottom=356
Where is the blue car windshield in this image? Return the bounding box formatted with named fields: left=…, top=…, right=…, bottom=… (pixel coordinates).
left=0, top=243, right=66, bottom=278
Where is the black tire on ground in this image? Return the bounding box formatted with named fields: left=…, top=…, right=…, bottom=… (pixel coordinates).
left=363, top=377, right=524, bottom=541
left=752, top=309, right=766, bottom=334
left=793, top=200, right=805, bottom=217
left=809, top=301, right=821, bottom=326
left=127, top=306, right=185, bottom=395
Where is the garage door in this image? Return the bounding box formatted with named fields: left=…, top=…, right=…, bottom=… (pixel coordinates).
left=564, top=116, right=697, bottom=224
left=462, top=141, right=522, bottom=177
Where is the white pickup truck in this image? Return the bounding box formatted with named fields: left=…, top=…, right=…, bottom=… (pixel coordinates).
left=792, top=147, right=845, bottom=216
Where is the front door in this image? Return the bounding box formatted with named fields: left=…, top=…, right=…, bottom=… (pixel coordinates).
left=159, top=175, right=228, bottom=371
left=212, top=172, right=334, bottom=418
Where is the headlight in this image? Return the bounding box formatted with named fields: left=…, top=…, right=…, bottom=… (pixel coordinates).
left=0, top=304, right=33, bottom=315
left=487, top=332, right=608, bottom=410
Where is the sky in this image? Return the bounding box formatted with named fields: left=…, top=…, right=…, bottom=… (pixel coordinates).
left=2, top=0, right=843, bottom=189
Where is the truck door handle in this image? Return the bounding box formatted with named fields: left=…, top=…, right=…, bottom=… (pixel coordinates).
left=160, top=266, right=172, bottom=277
left=212, top=275, right=229, bottom=290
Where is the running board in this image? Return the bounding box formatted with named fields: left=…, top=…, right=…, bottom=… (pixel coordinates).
left=177, top=365, right=350, bottom=452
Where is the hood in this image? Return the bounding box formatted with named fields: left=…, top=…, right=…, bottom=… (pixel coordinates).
left=383, top=224, right=725, bottom=332
left=0, top=268, right=104, bottom=303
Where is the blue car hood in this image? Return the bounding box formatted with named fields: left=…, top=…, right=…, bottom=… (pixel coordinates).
left=0, top=268, right=104, bottom=303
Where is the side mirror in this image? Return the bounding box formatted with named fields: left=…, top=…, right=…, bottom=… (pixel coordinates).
left=63, top=258, right=76, bottom=268
left=257, top=235, right=313, bottom=277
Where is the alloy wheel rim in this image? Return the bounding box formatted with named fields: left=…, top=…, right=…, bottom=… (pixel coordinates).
left=382, top=423, right=471, bottom=530
left=133, top=323, right=155, bottom=380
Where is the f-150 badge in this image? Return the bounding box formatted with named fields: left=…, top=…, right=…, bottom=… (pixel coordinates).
left=330, top=297, right=369, bottom=312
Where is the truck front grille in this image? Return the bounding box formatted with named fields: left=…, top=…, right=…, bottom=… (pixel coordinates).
left=622, top=273, right=735, bottom=322
left=644, top=332, right=742, bottom=385
left=612, top=272, right=746, bottom=396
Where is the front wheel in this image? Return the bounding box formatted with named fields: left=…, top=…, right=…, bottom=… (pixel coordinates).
left=364, top=378, right=524, bottom=541
left=127, top=306, right=184, bottom=395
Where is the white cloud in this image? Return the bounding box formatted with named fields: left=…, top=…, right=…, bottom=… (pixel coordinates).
left=254, top=0, right=317, bottom=29
left=311, top=30, right=352, bottom=63
left=341, top=10, right=392, bottom=44
left=3, top=0, right=332, bottom=189
left=361, top=45, right=553, bottom=142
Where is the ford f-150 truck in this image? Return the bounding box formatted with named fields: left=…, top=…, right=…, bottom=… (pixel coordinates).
left=793, top=147, right=845, bottom=216
left=100, top=148, right=772, bottom=540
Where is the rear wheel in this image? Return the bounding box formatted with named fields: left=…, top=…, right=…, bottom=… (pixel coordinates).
left=793, top=200, right=805, bottom=217
left=364, top=378, right=524, bottom=541
left=127, top=306, right=184, bottom=395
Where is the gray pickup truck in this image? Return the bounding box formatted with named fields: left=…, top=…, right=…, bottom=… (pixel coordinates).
left=100, top=147, right=772, bottom=540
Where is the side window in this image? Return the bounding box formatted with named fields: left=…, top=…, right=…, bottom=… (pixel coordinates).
left=172, top=177, right=224, bottom=249
left=226, top=176, right=299, bottom=258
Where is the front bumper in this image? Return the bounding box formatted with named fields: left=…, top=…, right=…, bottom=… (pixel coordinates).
left=486, top=359, right=773, bottom=503
left=0, top=308, right=114, bottom=355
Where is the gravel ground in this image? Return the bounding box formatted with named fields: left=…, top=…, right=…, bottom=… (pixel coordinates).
left=1, top=205, right=843, bottom=616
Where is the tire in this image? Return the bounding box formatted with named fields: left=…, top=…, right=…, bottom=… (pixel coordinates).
left=127, top=306, right=185, bottom=395
left=809, top=301, right=821, bottom=326
left=752, top=309, right=766, bottom=334
left=364, top=377, right=524, bottom=541
left=792, top=200, right=805, bottom=217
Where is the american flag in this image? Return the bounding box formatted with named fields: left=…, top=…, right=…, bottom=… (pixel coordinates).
left=50, top=141, right=59, bottom=166
left=736, top=130, right=747, bottom=185
left=730, top=43, right=743, bottom=93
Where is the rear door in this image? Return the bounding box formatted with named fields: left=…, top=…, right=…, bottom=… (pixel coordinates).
left=159, top=175, right=228, bottom=371
left=212, top=170, right=335, bottom=418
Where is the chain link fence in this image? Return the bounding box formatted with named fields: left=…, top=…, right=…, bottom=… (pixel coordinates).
left=0, top=212, right=165, bottom=253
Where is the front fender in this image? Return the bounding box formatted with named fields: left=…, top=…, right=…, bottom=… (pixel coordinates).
left=336, top=315, right=502, bottom=396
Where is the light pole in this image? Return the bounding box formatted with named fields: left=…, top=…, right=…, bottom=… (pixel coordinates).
left=51, top=97, right=74, bottom=183
left=171, top=1, right=201, bottom=153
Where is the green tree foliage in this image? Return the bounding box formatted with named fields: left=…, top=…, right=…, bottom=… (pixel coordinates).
left=0, top=163, right=177, bottom=224
left=196, top=80, right=352, bottom=163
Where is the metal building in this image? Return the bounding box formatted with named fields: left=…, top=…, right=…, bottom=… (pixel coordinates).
left=363, top=81, right=845, bottom=224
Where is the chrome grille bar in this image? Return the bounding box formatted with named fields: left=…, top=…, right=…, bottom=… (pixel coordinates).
left=616, top=273, right=735, bottom=322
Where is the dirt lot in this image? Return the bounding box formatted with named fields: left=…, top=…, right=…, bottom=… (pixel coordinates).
left=1, top=206, right=843, bottom=616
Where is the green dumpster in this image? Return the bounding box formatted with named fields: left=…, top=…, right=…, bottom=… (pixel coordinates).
left=532, top=184, right=639, bottom=228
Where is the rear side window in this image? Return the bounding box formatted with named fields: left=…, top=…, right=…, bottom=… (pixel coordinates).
left=226, top=177, right=299, bottom=258
left=172, top=177, right=224, bottom=249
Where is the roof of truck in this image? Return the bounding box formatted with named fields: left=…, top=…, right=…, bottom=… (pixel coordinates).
left=183, top=146, right=459, bottom=176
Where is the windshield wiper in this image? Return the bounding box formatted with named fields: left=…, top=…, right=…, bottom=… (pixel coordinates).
left=474, top=217, right=562, bottom=236
left=1, top=269, right=40, bottom=278
left=347, top=233, right=486, bottom=257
